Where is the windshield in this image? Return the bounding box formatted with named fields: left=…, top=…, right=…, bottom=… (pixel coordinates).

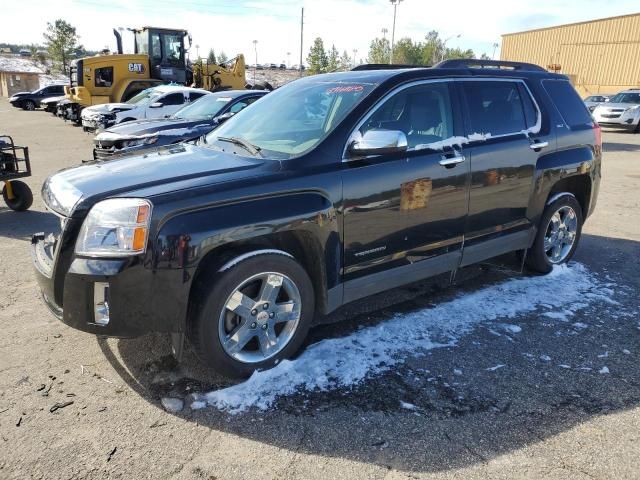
left=608, top=92, right=640, bottom=104
left=172, top=94, right=231, bottom=119
left=126, top=88, right=162, bottom=106
left=205, top=77, right=377, bottom=159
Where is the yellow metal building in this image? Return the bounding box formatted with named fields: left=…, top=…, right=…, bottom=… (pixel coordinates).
left=501, top=13, right=640, bottom=97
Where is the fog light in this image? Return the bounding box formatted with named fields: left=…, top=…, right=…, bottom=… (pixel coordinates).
left=94, top=282, right=110, bottom=325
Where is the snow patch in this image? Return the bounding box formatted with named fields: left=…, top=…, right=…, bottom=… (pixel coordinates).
left=191, top=263, right=611, bottom=414
left=599, top=366, right=610, bottom=374
left=485, top=364, right=506, bottom=371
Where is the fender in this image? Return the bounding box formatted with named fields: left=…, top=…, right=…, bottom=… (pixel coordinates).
left=527, top=145, right=599, bottom=226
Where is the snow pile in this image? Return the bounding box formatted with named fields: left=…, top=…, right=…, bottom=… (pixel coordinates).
left=192, top=263, right=611, bottom=414
left=0, top=56, right=44, bottom=74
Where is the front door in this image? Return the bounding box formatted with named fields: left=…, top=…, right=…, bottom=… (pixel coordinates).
left=342, top=80, right=469, bottom=286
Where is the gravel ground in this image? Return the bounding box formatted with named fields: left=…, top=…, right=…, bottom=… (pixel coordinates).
left=0, top=98, right=639, bottom=479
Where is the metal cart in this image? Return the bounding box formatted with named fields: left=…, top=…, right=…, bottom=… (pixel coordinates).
left=1, top=135, right=33, bottom=211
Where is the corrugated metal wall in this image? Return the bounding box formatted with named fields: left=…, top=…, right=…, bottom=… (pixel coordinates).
left=501, top=13, right=640, bottom=96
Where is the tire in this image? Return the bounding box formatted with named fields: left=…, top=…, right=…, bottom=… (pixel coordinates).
left=188, top=251, right=315, bottom=378
left=526, top=194, right=583, bottom=274
left=22, top=100, right=36, bottom=111
left=634, top=122, right=640, bottom=134
left=2, top=181, right=33, bottom=211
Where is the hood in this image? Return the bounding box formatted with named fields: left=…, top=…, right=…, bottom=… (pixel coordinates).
left=97, top=117, right=213, bottom=139
left=42, top=144, right=274, bottom=217
left=10, top=91, right=30, bottom=97
left=594, top=102, right=639, bottom=111
left=84, top=103, right=136, bottom=115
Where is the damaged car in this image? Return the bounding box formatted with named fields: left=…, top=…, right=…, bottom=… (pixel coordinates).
left=80, top=85, right=209, bottom=131
left=92, top=90, right=267, bottom=159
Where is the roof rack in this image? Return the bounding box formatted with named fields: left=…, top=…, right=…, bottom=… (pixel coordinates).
left=434, top=59, right=547, bottom=72
left=351, top=64, right=428, bottom=71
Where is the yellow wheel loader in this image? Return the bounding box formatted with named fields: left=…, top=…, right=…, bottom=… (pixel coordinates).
left=57, top=27, right=249, bottom=124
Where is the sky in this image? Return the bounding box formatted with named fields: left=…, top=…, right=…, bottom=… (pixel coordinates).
left=2, top=0, right=638, bottom=65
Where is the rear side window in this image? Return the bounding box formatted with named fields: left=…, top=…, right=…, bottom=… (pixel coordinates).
left=543, top=80, right=593, bottom=129
left=188, top=91, right=206, bottom=102
left=161, top=93, right=185, bottom=106
left=462, top=81, right=528, bottom=136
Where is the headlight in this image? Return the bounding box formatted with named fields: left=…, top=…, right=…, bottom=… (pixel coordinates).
left=75, top=198, right=152, bottom=257
left=9, top=96, right=17, bottom=102
left=122, top=136, right=158, bottom=148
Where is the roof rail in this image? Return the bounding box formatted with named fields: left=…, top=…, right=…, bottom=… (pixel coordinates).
left=434, top=59, right=547, bottom=72
left=351, top=63, right=428, bottom=71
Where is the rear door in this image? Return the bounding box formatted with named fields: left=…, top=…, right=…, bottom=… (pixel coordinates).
left=459, top=79, right=552, bottom=264
left=342, top=80, right=468, bottom=286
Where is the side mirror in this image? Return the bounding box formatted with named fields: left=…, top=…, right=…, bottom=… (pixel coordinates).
left=149, top=102, right=163, bottom=108
left=214, top=111, right=235, bottom=125
left=348, top=129, right=408, bottom=157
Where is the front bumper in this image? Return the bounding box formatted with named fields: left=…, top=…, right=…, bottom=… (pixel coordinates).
left=593, top=110, right=639, bottom=129
left=82, top=116, right=115, bottom=131
left=31, top=227, right=192, bottom=337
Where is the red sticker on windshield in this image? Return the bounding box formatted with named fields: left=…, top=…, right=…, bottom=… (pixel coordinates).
left=326, top=85, right=365, bottom=94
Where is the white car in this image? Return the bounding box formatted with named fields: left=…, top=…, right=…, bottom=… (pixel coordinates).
left=592, top=89, right=640, bottom=133
left=80, top=85, right=210, bottom=131
left=583, top=94, right=609, bottom=112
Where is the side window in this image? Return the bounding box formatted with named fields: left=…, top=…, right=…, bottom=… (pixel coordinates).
left=360, top=82, right=455, bottom=149
left=151, top=33, right=161, bottom=60
left=518, top=84, right=539, bottom=129
left=94, top=67, right=113, bottom=88
left=188, top=92, right=206, bottom=102
left=462, top=81, right=527, bottom=136
left=543, top=80, right=593, bottom=129
left=229, top=100, right=250, bottom=114
left=161, top=93, right=186, bottom=106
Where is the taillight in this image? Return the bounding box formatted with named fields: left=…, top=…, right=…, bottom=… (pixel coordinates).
left=593, top=122, right=602, bottom=148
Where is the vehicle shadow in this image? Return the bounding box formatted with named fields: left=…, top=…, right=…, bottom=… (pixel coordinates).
left=603, top=141, right=640, bottom=153
left=0, top=208, right=58, bottom=240
left=98, top=233, right=640, bottom=472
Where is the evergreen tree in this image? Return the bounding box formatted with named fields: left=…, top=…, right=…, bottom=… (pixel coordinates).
left=367, top=38, right=390, bottom=64
left=339, top=50, right=352, bottom=70
left=207, top=48, right=216, bottom=64
left=327, top=44, right=339, bottom=72
left=218, top=51, right=229, bottom=63
left=307, top=37, right=328, bottom=74
left=43, top=19, right=81, bottom=74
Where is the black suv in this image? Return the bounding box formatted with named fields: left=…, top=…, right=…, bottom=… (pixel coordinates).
left=32, top=60, right=601, bottom=378
left=9, top=84, right=66, bottom=110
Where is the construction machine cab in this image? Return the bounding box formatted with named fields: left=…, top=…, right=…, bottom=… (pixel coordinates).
left=132, top=27, right=189, bottom=84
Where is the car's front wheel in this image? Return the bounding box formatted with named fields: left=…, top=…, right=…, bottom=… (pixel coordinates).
left=526, top=194, right=583, bottom=273
left=22, top=100, right=36, bottom=111
left=189, top=251, right=315, bottom=378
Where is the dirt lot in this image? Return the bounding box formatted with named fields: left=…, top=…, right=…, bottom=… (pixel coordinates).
left=0, top=98, right=639, bottom=479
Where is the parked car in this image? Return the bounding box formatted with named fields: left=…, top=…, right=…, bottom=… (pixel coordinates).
left=32, top=59, right=601, bottom=378
left=92, top=90, right=267, bottom=159
left=269, top=63, right=277, bottom=69
left=584, top=94, right=609, bottom=112
left=8, top=84, right=66, bottom=111
left=592, top=89, right=640, bottom=132
left=80, top=85, right=210, bottom=131
left=279, top=64, right=286, bottom=70
left=40, top=95, right=66, bottom=114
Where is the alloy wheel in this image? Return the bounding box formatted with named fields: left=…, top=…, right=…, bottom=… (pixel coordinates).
left=543, top=205, right=578, bottom=264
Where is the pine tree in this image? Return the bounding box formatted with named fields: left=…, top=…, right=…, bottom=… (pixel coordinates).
left=339, top=50, right=352, bottom=71
left=307, top=37, right=328, bottom=74
left=327, top=45, right=339, bottom=72
left=43, top=20, right=81, bottom=74
left=207, top=48, right=216, bottom=64
left=218, top=51, right=228, bottom=63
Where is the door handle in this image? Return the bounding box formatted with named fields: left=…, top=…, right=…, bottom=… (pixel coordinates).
left=529, top=141, right=549, bottom=150
left=439, top=155, right=465, bottom=168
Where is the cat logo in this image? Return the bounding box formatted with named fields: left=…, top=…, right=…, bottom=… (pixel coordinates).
left=128, top=63, right=145, bottom=74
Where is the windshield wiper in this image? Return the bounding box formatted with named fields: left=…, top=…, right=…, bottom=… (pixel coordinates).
left=217, top=136, right=262, bottom=157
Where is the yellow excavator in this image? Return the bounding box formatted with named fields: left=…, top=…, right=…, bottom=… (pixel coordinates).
left=57, top=27, right=249, bottom=122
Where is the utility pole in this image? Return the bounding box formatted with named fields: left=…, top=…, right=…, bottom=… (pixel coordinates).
left=492, top=42, right=499, bottom=60
left=389, top=0, right=403, bottom=64
left=299, top=7, right=304, bottom=77
left=195, top=44, right=200, bottom=59
left=352, top=49, right=358, bottom=67
left=253, top=40, right=258, bottom=83
left=382, top=27, right=388, bottom=40
left=287, top=51, right=291, bottom=67
left=441, top=34, right=461, bottom=62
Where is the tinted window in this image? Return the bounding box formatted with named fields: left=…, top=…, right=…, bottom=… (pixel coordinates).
left=151, top=33, right=161, bottom=60
left=95, top=67, right=113, bottom=87
left=360, top=82, right=454, bottom=149
left=543, top=80, right=593, bottom=128
left=518, top=84, right=538, bottom=129
left=229, top=99, right=254, bottom=113
left=463, top=81, right=527, bottom=136
left=188, top=91, right=206, bottom=102
left=161, top=93, right=185, bottom=106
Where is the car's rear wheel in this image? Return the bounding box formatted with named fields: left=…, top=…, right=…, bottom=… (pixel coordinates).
left=189, top=251, right=314, bottom=378
left=526, top=194, right=583, bottom=273
left=22, top=100, right=35, bottom=111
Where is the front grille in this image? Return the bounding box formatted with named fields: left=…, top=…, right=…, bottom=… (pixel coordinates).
left=601, top=114, right=621, bottom=119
